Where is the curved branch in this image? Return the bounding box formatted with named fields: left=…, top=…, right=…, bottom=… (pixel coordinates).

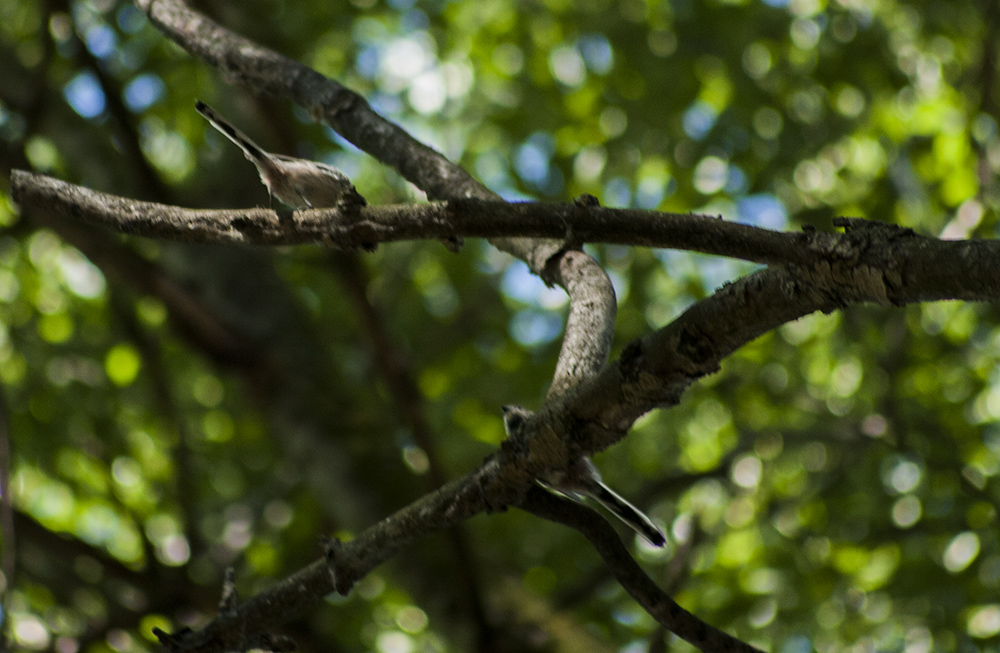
left=545, top=250, right=618, bottom=398
left=519, top=487, right=763, bottom=653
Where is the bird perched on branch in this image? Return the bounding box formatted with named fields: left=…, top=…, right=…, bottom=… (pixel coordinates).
left=501, top=405, right=666, bottom=547
left=195, top=100, right=365, bottom=210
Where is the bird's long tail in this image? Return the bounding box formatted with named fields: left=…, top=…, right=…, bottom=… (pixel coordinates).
left=195, top=101, right=269, bottom=164
left=587, top=482, right=666, bottom=547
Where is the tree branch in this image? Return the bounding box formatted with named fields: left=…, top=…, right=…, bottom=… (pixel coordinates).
left=152, top=459, right=505, bottom=653
left=16, top=170, right=1000, bottom=305
left=520, top=487, right=764, bottom=653
left=12, top=170, right=848, bottom=265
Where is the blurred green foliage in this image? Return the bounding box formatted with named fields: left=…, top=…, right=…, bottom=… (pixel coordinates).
left=2, top=0, right=1000, bottom=651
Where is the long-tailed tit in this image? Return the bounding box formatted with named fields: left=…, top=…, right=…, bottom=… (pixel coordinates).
left=501, top=405, right=666, bottom=547
left=195, top=101, right=365, bottom=210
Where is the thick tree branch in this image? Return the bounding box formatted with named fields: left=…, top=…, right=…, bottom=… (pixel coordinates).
left=545, top=249, right=617, bottom=398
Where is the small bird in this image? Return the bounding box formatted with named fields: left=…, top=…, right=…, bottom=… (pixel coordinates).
left=501, top=405, right=666, bottom=547
left=195, top=100, right=364, bottom=210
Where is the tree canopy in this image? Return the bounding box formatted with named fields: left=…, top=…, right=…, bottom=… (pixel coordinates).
left=2, top=0, right=1000, bottom=651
